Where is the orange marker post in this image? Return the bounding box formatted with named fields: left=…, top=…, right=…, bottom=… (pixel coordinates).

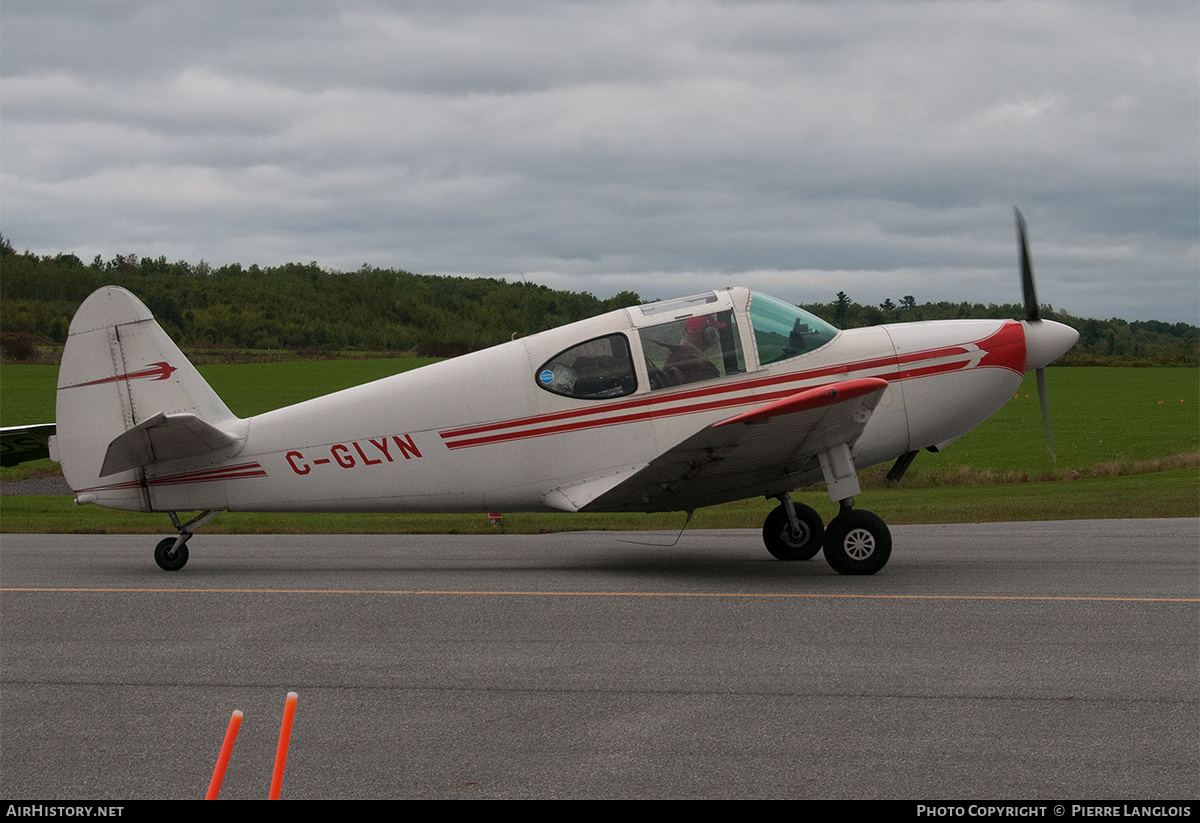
left=206, top=710, right=244, bottom=800
left=269, top=692, right=298, bottom=800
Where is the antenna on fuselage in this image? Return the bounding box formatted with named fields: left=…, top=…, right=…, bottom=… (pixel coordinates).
left=617, top=510, right=695, bottom=547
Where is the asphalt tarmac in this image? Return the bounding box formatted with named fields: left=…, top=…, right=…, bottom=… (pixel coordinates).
left=1, top=519, right=1197, bottom=800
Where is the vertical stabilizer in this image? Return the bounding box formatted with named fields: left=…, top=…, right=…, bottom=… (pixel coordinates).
left=55, top=286, right=242, bottom=511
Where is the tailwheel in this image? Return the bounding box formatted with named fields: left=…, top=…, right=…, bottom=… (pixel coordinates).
left=154, top=537, right=189, bottom=571
left=822, top=509, right=891, bottom=575
left=762, top=499, right=824, bottom=561
left=152, top=510, right=221, bottom=571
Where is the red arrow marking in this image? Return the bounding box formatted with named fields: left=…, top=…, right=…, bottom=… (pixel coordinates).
left=59, top=361, right=178, bottom=390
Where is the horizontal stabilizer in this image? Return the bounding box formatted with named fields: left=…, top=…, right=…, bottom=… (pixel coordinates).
left=100, top=412, right=243, bottom=477
left=0, top=424, right=56, bottom=467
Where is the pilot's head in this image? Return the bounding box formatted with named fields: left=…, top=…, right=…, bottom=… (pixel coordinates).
left=684, top=315, right=725, bottom=348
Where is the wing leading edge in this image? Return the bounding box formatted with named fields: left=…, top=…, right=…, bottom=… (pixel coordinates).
left=542, top=378, right=889, bottom=513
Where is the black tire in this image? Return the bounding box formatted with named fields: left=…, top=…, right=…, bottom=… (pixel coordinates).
left=762, top=503, right=825, bottom=561
left=154, top=537, right=189, bottom=571
left=822, top=509, right=891, bottom=575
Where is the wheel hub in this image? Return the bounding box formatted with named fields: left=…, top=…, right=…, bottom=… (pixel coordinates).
left=784, top=523, right=809, bottom=547
left=843, top=528, right=876, bottom=560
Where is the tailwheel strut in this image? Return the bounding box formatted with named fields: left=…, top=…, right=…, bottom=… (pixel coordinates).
left=153, top=510, right=222, bottom=571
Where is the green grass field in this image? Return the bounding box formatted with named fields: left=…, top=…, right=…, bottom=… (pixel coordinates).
left=903, top=367, right=1198, bottom=479
left=0, top=357, right=440, bottom=423
left=2, top=360, right=1196, bottom=533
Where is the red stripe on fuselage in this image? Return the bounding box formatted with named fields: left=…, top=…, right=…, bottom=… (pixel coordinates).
left=146, top=462, right=268, bottom=486
left=73, top=462, right=267, bottom=493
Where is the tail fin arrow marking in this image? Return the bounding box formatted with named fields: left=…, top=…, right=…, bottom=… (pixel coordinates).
left=58, top=361, right=178, bottom=391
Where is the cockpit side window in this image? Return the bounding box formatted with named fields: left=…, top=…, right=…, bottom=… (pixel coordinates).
left=536, top=333, right=637, bottom=399
left=638, top=310, right=745, bottom=391
left=748, top=292, right=838, bottom=366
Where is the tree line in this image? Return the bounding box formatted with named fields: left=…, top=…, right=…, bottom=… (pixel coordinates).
left=1, top=237, right=1195, bottom=365
left=0, top=237, right=640, bottom=357
left=800, top=291, right=1198, bottom=366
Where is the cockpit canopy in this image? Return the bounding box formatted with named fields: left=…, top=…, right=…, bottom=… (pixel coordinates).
left=535, top=288, right=840, bottom=400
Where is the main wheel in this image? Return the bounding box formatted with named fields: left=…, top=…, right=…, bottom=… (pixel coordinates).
left=762, top=503, right=825, bottom=561
left=154, top=537, right=189, bottom=571
left=822, top=509, right=891, bottom=575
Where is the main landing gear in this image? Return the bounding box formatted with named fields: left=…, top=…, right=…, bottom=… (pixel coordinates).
left=763, top=492, right=892, bottom=575
left=152, top=510, right=221, bottom=571
left=762, top=493, right=824, bottom=561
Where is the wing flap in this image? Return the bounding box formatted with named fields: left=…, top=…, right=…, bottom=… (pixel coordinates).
left=541, top=463, right=649, bottom=513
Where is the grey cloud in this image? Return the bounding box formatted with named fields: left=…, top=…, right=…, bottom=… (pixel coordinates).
left=2, top=1, right=1195, bottom=321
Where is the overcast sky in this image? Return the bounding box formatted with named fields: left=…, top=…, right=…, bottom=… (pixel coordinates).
left=2, top=1, right=1197, bottom=322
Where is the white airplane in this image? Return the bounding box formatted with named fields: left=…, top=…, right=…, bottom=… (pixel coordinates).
left=26, top=210, right=1078, bottom=574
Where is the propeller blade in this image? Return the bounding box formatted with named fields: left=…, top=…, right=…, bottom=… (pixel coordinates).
left=1015, top=207, right=1039, bottom=322
left=1017, top=209, right=1068, bottom=462
left=1036, top=366, right=1056, bottom=463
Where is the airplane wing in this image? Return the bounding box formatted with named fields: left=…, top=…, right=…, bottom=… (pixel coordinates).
left=0, top=424, right=56, bottom=467
left=542, top=378, right=889, bottom=513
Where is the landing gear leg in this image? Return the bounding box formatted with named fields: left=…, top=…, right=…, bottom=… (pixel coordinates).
left=153, top=510, right=222, bottom=571
left=816, top=443, right=892, bottom=575
left=762, top=492, right=824, bottom=561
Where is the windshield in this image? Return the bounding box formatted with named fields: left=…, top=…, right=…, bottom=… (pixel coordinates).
left=748, top=292, right=838, bottom=366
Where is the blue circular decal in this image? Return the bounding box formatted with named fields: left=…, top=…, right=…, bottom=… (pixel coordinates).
left=539, top=369, right=555, bottom=385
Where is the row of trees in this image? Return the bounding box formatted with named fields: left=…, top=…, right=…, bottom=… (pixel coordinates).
left=800, top=291, right=1198, bottom=365
left=2, top=237, right=1196, bottom=365
left=0, top=238, right=640, bottom=356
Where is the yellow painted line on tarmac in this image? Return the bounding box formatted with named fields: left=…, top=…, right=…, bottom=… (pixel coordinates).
left=2, top=587, right=1197, bottom=602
